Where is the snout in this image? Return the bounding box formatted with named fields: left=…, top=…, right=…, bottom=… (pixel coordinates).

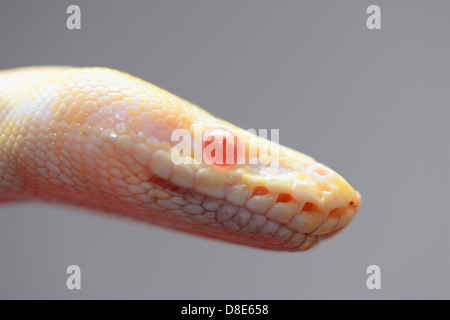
left=323, top=191, right=361, bottom=238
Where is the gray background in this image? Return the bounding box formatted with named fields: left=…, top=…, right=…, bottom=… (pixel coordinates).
left=0, top=0, right=449, bottom=299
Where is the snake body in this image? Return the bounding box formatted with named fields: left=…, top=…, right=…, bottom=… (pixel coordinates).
left=0, top=66, right=360, bottom=251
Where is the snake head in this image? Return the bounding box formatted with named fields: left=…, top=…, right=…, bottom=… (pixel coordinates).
left=163, top=113, right=362, bottom=250
left=0, top=66, right=361, bottom=251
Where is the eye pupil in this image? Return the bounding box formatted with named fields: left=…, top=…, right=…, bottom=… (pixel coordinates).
left=203, top=128, right=240, bottom=167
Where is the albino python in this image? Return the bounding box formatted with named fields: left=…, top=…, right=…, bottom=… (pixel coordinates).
left=0, top=66, right=360, bottom=251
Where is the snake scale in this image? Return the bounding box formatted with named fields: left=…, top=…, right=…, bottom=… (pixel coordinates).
left=0, top=66, right=360, bottom=251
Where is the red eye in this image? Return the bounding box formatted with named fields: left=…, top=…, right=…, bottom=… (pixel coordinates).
left=202, top=128, right=241, bottom=167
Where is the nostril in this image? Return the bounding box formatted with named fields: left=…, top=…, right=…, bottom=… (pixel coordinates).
left=350, top=201, right=358, bottom=208
left=349, top=192, right=361, bottom=209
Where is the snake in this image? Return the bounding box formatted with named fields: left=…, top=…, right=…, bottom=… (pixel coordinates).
left=0, top=66, right=361, bottom=251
